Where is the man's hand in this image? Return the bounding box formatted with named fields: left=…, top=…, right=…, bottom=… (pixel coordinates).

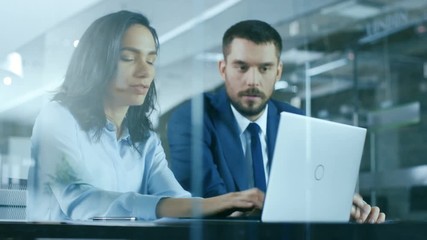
left=351, top=193, right=386, bottom=223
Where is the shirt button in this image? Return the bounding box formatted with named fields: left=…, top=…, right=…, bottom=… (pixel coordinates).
left=106, top=122, right=116, bottom=131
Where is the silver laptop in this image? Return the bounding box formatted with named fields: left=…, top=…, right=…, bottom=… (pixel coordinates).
left=261, top=112, right=366, bottom=222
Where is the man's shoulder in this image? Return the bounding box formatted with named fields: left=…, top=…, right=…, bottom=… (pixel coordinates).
left=172, top=88, right=226, bottom=114
left=269, top=98, right=304, bottom=115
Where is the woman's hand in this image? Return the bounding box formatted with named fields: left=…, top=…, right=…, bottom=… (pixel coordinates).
left=203, top=188, right=264, bottom=216
left=156, top=188, right=264, bottom=218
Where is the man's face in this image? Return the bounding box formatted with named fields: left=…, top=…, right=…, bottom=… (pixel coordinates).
left=219, top=38, right=282, bottom=120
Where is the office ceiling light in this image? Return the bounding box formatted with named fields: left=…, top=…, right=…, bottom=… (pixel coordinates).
left=0, top=52, right=23, bottom=79
left=274, top=81, right=289, bottom=90
left=289, top=21, right=300, bottom=36
left=0, top=68, right=20, bottom=87
left=73, top=40, right=79, bottom=48
left=0, top=52, right=23, bottom=88
left=7, top=52, right=23, bottom=77
left=195, top=52, right=223, bottom=62
left=321, top=0, right=380, bottom=19
left=338, top=4, right=379, bottom=19
left=307, top=58, right=348, bottom=77
left=3, top=76, right=12, bottom=86
left=0, top=80, right=60, bottom=113
left=321, top=0, right=356, bottom=15
left=281, top=48, right=324, bottom=65
left=159, top=0, right=242, bottom=44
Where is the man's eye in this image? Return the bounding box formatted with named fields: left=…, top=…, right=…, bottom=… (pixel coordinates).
left=260, top=66, right=271, bottom=73
left=238, top=65, right=248, bottom=72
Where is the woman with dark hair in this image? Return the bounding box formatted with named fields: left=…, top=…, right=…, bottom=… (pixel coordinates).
left=26, top=10, right=263, bottom=221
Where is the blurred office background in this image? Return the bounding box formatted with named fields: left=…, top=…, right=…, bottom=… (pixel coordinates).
left=1, top=0, right=427, bottom=220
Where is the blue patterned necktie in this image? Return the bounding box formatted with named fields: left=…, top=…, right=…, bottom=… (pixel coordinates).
left=247, top=123, right=267, bottom=192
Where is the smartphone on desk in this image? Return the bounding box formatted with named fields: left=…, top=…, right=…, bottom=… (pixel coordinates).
left=91, top=217, right=137, bottom=221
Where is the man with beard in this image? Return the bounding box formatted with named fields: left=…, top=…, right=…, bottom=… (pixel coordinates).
left=167, top=20, right=385, bottom=223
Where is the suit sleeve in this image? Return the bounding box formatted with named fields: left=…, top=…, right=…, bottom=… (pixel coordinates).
left=167, top=102, right=227, bottom=197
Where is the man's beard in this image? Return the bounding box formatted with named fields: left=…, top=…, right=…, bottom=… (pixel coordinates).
left=229, top=88, right=269, bottom=118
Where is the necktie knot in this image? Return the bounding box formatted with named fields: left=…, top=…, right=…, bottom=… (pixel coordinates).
left=247, top=122, right=261, bottom=136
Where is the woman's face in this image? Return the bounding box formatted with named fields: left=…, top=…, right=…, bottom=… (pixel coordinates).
left=107, top=24, right=157, bottom=108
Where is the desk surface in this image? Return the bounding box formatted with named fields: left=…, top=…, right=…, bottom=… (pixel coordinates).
left=0, top=220, right=426, bottom=240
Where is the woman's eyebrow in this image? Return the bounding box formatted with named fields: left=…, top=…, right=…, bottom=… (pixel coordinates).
left=120, top=47, right=157, bottom=56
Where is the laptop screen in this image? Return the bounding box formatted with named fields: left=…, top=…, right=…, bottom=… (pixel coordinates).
left=262, top=112, right=366, bottom=222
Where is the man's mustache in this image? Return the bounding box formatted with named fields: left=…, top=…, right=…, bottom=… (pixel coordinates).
left=238, top=88, right=266, bottom=99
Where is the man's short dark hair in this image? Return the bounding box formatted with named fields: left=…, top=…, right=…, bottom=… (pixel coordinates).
left=222, top=19, right=282, bottom=60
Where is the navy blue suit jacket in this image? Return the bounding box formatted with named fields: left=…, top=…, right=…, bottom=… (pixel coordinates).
left=167, top=88, right=304, bottom=197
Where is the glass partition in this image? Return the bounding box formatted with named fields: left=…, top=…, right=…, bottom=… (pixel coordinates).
left=1, top=0, right=427, bottom=228
left=273, top=0, right=427, bottom=220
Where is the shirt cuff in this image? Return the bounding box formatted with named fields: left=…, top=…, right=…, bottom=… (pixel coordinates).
left=129, top=193, right=163, bottom=220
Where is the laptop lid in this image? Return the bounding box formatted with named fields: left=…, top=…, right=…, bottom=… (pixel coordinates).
left=261, top=112, right=366, bottom=222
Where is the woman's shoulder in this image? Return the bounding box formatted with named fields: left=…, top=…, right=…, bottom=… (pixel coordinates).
left=35, top=101, right=78, bottom=130
left=38, top=101, right=70, bottom=115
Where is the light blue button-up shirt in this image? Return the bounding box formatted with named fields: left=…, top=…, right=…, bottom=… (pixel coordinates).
left=26, top=101, right=190, bottom=221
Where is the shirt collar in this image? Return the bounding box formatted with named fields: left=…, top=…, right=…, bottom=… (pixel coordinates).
left=230, top=104, right=268, bottom=136
left=105, top=119, right=131, bottom=142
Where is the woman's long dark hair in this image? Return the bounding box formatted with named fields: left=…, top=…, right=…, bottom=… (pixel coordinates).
left=54, top=10, right=159, bottom=146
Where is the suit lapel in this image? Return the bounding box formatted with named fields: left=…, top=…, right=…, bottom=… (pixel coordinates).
left=266, top=101, right=280, bottom=171
left=211, top=90, right=250, bottom=191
